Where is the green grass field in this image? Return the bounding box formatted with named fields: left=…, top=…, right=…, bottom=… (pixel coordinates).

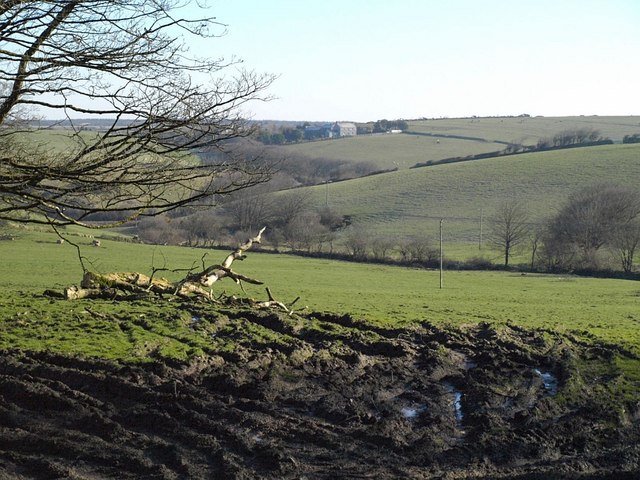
left=278, top=116, right=640, bottom=172
left=1, top=231, right=639, bottom=363
left=288, top=143, right=640, bottom=250
left=280, top=133, right=505, bottom=170
left=408, top=115, right=640, bottom=146
left=8, top=129, right=102, bottom=152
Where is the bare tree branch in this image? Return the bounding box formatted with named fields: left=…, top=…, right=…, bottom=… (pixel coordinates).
left=0, top=1, right=275, bottom=227
left=489, top=199, right=530, bottom=266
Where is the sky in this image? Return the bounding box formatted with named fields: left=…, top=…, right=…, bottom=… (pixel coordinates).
left=192, top=0, right=640, bottom=122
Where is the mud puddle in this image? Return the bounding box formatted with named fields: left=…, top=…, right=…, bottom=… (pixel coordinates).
left=534, top=368, right=559, bottom=395
left=401, top=404, right=427, bottom=420
left=446, top=383, right=464, bottom=426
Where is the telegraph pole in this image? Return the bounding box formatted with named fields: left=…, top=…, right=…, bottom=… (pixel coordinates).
left=325, top=180, right=330, bottom=206
left=479, top=208, right=484, bottom=250
left=439, top=218, right=444, bottom=289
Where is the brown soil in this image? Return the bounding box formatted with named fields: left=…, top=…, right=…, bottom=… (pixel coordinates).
left=1, top=310, right=639, bottom=479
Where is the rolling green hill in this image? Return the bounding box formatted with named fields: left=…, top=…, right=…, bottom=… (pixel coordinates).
left=279, top=132, right=505, bottom=170
left=276, top=116, right=640, bottom=172
left=283, top=143, right=640, bottom=257
left=7, top=118, right=640, bottom=264
left=407, top=115, right=640, bottom=146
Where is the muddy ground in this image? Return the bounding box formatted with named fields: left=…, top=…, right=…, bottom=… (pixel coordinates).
left=1, top=308, right=639, bottom=479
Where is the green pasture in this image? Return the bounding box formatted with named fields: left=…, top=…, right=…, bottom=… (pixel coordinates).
left=7, top=129, right=101, bottom=153
left=1, top=231, right=639, bottom=364
left=407, top=115, right=640, bottom=146
left=278, top=116, right=640, bottom=173
left=280, top=133, right=505, bottom=170
left=6, top=128, right=198, bottom=164
left=292, top=143, right=640, bottom=247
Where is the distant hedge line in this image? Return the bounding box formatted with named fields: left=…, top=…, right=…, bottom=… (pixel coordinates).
left=411, top=139, right=615, bottom=169
left=232, top=246, right=640, bottom=281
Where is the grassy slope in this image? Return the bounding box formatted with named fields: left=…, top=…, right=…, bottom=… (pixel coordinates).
left=292, top=143, right=640, bottom=253
left=277, top=116, right=640, bottom=171
left=279, top=133, right=505, bottom=170
left=10, top=129, right=102, bottom=152
left=408, top=115, right=640, bottom=145
left=1, top=231, right=639, bottom=363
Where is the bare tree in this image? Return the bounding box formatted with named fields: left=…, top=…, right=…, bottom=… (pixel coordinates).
left=179, top=211, right=221, bottom=247
left=611, top=220, right=640, bottom=273
left=137, top=215, right=184, bottom=245
left=489, top=200, right=530, bottom=266
left=283, top=212, right=330, bottom=252
left=370, top=236, right=397, bottom=261
left=546, top=184, right=640, bottom=268
left=539, top=231, right=578, bottom=272
left=222, top=187, right=273, bottom=234
left=398, top=236, right=438, bottom=263
left=529, top=224, right=546, bottom=270
left=0, top=1, right=274, bottom=228
left=269, top=190, right=313, bottom=231
left=344, top=225, right=370, bottom=259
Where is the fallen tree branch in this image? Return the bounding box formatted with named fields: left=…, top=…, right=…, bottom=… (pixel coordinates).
left=200, top=227, right=267, bottom=286
left=60, top=228, right=271, bottom=303
left=252, top=287, right=304, bottom=315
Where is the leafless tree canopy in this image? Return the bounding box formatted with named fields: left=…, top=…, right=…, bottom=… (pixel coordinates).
left=0, top=1, right=274, bottom=227
left=489, top=199, right=530, bottom=266
left=545, top=184, right=640, bottom=270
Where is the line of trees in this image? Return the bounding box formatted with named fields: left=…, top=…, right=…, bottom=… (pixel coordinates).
left=536, top=129, right=606, bottom=149
left=133, top=183, right=639, bottom=276
left=256, top=122, right=335, bottom=145
left=332, top=186, right=639, bottom=274
left=229, top=139, right=384, bottom=186
left=137, top=188, right=348, bottom=253
left=413, top=129, right=614, bottom=170
left=489, top=185, right=640, bottom=273
left=257, top=126, right=305, bottom=145
left=257, top=119, right=411, bottom=142
left=357, top=119, right=409, bottom=135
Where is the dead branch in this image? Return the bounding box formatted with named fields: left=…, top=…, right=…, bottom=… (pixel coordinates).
left=253, top=287, right=304, bottom=315
left=61, top=228, right=272, bottom=304
left=201, top=227, right=267, bottom=285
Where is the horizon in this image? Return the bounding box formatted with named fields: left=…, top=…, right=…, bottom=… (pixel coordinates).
left=46, top=113, right=640, bottom=124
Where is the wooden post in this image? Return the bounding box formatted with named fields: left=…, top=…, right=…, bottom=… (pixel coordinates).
left=325, top=180, right=330, bottom=206
left=439, top=219, right=444, bottom=289
left=479, top=208, right=483, bottom=250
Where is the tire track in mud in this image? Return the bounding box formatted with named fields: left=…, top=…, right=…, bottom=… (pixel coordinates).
left=1, top=308, right=639, bottom=479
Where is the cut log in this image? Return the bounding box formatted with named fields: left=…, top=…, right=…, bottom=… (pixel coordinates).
left=81, top=271, right=173, bottom=294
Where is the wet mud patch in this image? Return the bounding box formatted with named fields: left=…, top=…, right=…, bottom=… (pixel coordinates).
left=0, top=310, right=639, bottom=479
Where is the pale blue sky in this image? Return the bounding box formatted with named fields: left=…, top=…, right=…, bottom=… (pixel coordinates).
left=191, top=0, right=639, bottom=122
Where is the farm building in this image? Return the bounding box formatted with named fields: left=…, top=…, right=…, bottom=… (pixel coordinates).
left=304, top=122, right=357, bottom=139
left=332, top=122, right=357, bottom=137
